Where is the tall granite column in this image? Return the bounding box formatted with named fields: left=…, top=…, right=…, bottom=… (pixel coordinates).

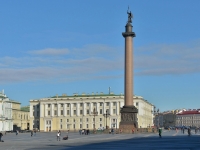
left=119, top=10, right=138, bottom=133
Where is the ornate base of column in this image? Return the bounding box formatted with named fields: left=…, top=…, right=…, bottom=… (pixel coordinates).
left=119, top=106, right=138, bottom=133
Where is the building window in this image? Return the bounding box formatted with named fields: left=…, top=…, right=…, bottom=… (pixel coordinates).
left=48, top=104, right=50, bottom=108
left=67, top=103, right=70, bottom=107
left=93, top=118, right=95, bottom=121
left=113, top=102, right=116, bottom=106
left=86, top=118, right=89, bottom=122
left=61, top=104, right=63, bottom=107
left=33, top=112, right=34, bottom=116
left=37, top=111, right=39, bottom=117
left=106, top=102, right=109, bottom=106
left=80, top=124, right=82, bottom=128
left=61, top=110, right=63, bottom=115
left=60, top=124, right=62, bottom=129
left=73, top=124, right=75, bottom=129
left=87, top=124, right=88, bottom=128
left=74, top=119, right=75, bottom=122
left=48, top=111, right=50, bottom=115
left=100, top=118, right=102, bottom=121
left=100, top=124, right=102, bottom=127
left=80, top=110, right=83, bottom=115
left=60, top=119, right=62, bottom=122
left=87, top=103, right=90, bottom=106
left=37, top=105, right=40, bottom=109
left=54, top=104, right=57, bottom=107
left=136, top=102, right=138, bottom=106
left=93, top=103, right=96, bottom=106
left=74, top=103, right=77, bottom=107
left=80, top=118, right=82, bottom=122
left=100, top=103, right=103, bottom=106
left=113, top=109, right=116, bottom=114
left=80, top=103, right=83, bottom=107
left=74, top=110, right=76, bottom=115
left=87, top=109, right=89, bottom=114
left=67, top=110, right=70, bottom=115
left=54, top=110, right=57, bottom=115
left=67, top=119, right=69, bottom=122
left=100, top=109, right=102, bottom=114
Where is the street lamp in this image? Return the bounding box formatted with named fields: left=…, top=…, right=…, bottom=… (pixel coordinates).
left=103, top=110, right=110, bottom=129
left=91, top=107, right=98, bottom=133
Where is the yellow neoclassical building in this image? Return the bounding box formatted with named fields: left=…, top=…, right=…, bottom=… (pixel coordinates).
left=29, top=93, right=154, bottom=132
left=11, top=101, right=30, bottom=131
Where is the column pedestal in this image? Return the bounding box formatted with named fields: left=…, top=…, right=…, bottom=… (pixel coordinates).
left=119, top=106, right=138, bottom=133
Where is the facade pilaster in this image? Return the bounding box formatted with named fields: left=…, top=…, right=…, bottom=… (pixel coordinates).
left=64, top=103, right=67, bottom=116
left=116, top=101, right=119, bottom=115
left=45, top=104, right=48, bottom=117
left=109, top=102, right=113, bottom=115
left=40, top=103, right=44, bottom=117
left=51, top=103, right=54, bottom=117
left=77, top=103, right=80, bottom=116
left=57, top=103, right=60, bottom=116
left=83, top=103, right=86, bottom=116
left=70, top=103, right=73, bottom=117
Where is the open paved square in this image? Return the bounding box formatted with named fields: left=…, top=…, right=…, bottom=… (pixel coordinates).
left=1, top=130, right=200, bottom=150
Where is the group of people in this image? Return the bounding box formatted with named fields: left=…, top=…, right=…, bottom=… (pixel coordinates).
left=79, top=129, right=90, bottom=135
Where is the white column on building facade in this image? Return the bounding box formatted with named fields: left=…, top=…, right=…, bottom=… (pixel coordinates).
left=90, top=102, right=93, bottom=115
left=103, top=101, right=106, bottom=114
left=64, top=103, right=67, bottom=116
left=70, top=103, right=73, bottom=117
left=45, top=104, right=48, bottom=117
left=83, top=103, right=86, bottom=116
left=40, top=104, right=44, bottom=117
left=109, top=102, right=113, bottom=115
left=77, top=103, right=80, bottom=116
left=51, top=103, right=54, bottom=117
left=30, top=105, right=33, bottom=118
left=97, top=102, right=100, bottom=115
left=57, top=103, right=60, bottom=116
left=116, top=101, right=119, bottom=115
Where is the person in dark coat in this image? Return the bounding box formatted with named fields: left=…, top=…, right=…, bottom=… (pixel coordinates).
left=158, top=128, right=162, bottom=138
left=0, top=132, right=3, bottom=142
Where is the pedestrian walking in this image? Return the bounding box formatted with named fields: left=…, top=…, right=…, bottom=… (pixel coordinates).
left=111, top=128, right=114, bottom=135
left=34, top=130, right=36, bottom=136
left=188, top=128, right=191, bottom=136
left=0, top=132, right=3, bottom=142
left=16, top=130, right=18, bottom=136
left=158, top=128, right=162, bottom=138
left=79, top=129, right=81, bottom=135
left=31, top=131, right=33, bottom=137
left=57, top=132, right=60, bottom=141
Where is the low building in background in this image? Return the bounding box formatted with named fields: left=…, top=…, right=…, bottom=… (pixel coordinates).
left=0, top=90, right=13, bottom=132
left=176, top=109, right=200, bottom=128
left=12, top=101, right=30, bottom=131
left=30, top=93, right=154, bottom=132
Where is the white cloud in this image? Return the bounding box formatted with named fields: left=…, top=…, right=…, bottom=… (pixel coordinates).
left=0, top=41, right=200, bottom=83
left=28, top=48, right=69, bottom=56
left=135, top=40, right=200, bottom=76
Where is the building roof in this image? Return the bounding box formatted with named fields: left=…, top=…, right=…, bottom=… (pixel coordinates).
left=177, top=110, right=200, bottom=115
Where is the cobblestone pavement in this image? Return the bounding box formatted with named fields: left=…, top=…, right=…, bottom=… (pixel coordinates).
left=1, top=130, right=200, bottom=150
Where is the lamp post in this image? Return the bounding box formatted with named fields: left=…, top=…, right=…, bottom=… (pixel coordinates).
left=91, top=107, right=98, bottom=133
left=103, top=110, right=110, bottom=129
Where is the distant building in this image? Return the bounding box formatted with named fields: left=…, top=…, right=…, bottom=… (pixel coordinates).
left=0, top=90, right=13, bottom=131
left=176, top=109, right=200, bottom=127
left=11, top=101, right=30, bottom=131
left=30, top=94, right=154, bottom=132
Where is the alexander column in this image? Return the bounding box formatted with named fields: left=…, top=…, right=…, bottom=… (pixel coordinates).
left=119, top=9, right=138, bottom=133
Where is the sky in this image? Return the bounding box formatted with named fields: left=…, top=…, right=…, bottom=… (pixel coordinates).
left=0, top=0, right=200, bottom=111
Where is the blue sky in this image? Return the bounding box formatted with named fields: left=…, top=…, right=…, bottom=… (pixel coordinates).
left=0, top=0, right=200, bottom=111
